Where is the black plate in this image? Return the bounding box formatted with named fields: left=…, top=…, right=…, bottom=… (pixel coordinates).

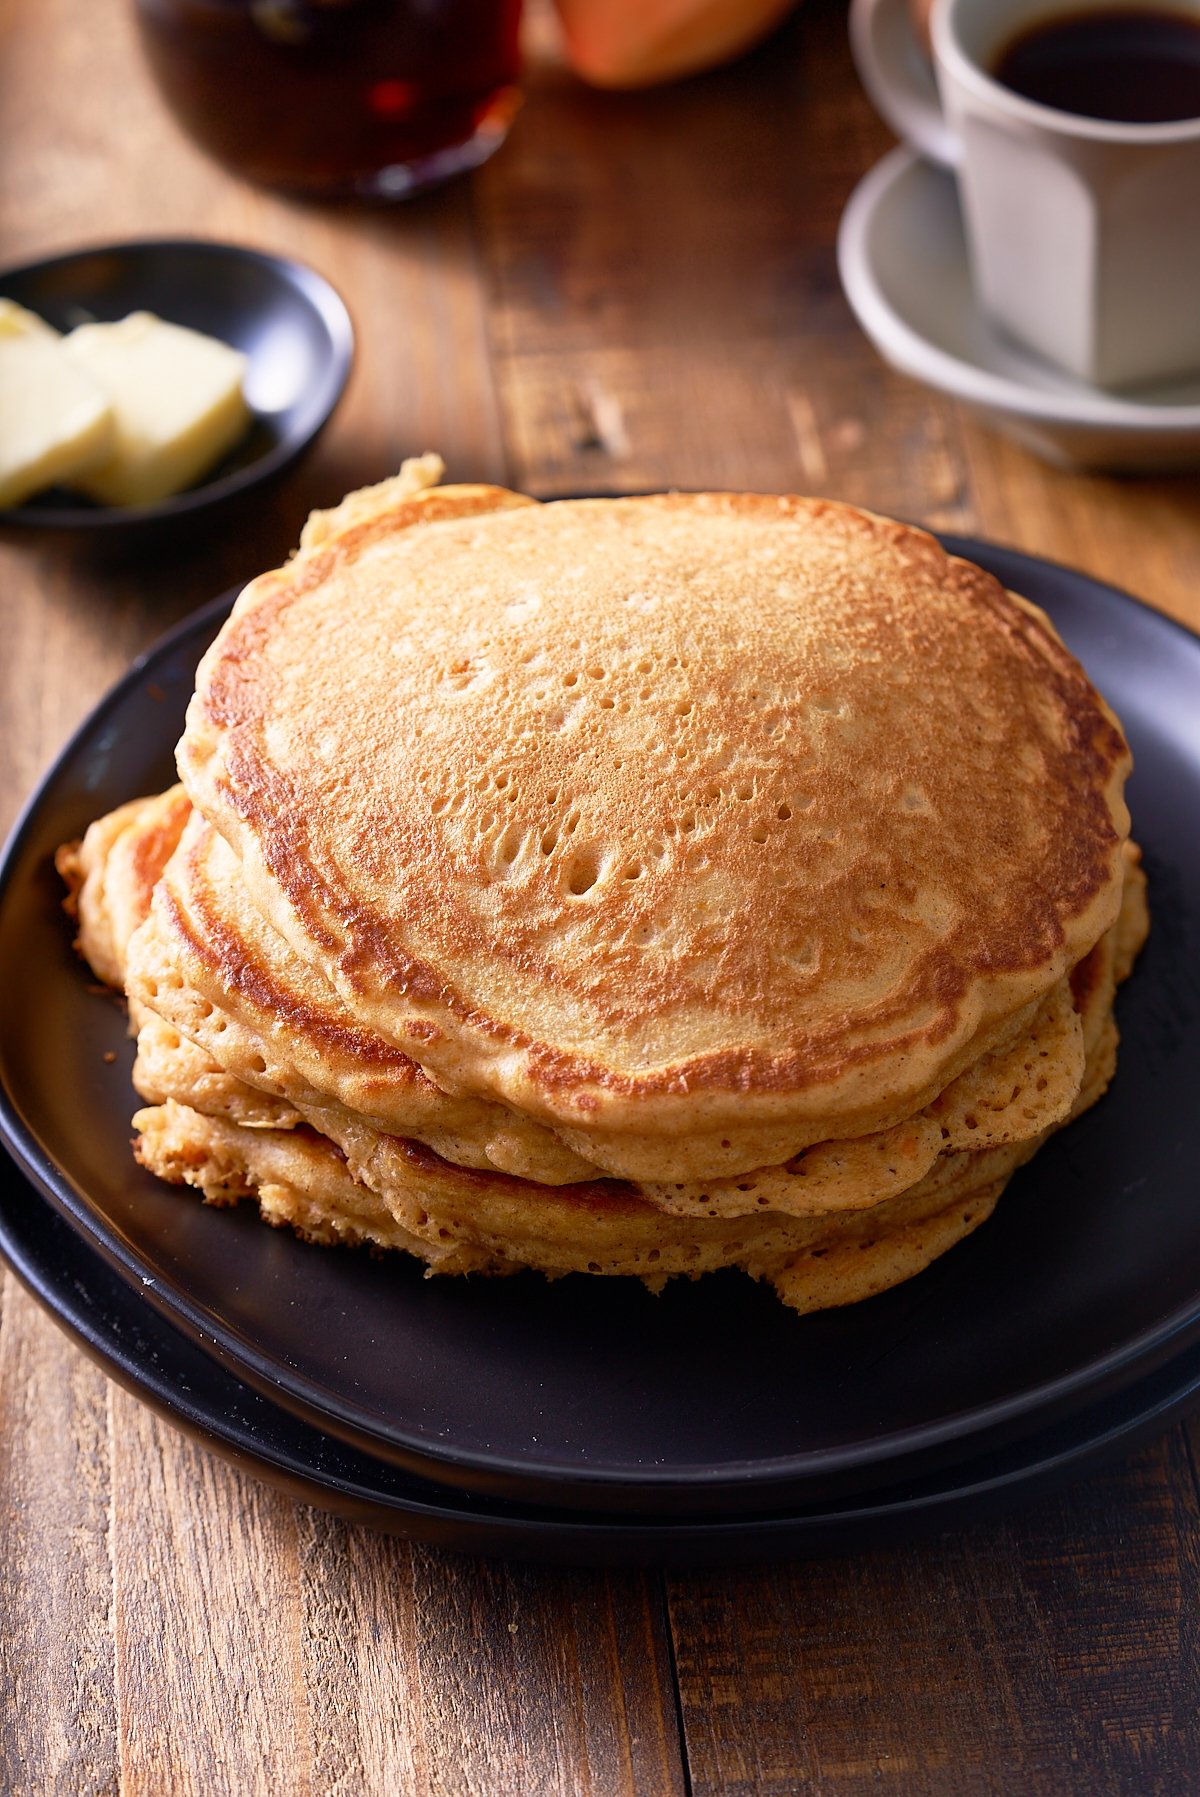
left=0, top=239, right=353, bottom=542
left=1, top=538, right=1199, bottom=1517
left=3, top=1152, right=1199, bottom=1564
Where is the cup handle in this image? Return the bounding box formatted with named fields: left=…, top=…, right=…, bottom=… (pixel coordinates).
left=849, top=0, right=961, bottom=169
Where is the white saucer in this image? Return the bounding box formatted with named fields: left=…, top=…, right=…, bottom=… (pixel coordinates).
left=837, top=147, right=1200, bottom=472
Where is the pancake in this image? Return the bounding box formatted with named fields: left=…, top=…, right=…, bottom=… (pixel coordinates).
left=1112, top=840, right=1150, bottom=983
left=133, top=1101, right=437, bottom=1258
left=297, top=451, right=446, bottom=551
left=126, top=810, right=598, bottom=1182
left=133, top=1010, right=300, bottom=1129
left=131, top=1097, right=1035, bottom=1312
left=214, top=885, right=1121, bottom=1241
left=130, top=914, right=1124, bottom=1314
left=56, top=785, right=190, bottom=993
left=123, top=798, right=1104, bottom=1220
left=179, top=489, right=1132, bottom=1176
left=122, top=975, right=1075, bottom=1221
left=128, top=909, right=1130, bottom=1314
left=57, top=470, right=1149, bottom=1315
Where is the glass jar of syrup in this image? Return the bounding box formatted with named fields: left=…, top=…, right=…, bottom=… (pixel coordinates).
left=134, top=0, right=523, bottom=198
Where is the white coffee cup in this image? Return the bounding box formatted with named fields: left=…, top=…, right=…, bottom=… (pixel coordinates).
left=850, top=0, right=1200, bottom=389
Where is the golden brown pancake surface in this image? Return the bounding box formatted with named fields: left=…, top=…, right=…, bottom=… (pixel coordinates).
left=180, top=490, right=1132, bottom=1149
left=129, top=800, right=1099, bottom=1210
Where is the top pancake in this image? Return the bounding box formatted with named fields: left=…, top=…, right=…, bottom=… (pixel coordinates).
left=179, top=486, right=1132, bottom=1145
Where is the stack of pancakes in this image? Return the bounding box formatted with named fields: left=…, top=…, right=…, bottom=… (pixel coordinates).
left=59, top=462, right=1148, bottom=1314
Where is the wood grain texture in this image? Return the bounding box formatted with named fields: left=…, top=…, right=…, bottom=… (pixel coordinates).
left=293, top=1520, right=685, bottom=1797
left=0, top=1285, right=116, bottom=1797
left=1, top=0, right=1200, bottom=1791
left=959, top=424, right=1200, bottom=633
left=109, top=1388, right=310, bottom=1797
left=475, top=3, right=976, bottom=525
left=669, top=1434, right=1200, bottom=1795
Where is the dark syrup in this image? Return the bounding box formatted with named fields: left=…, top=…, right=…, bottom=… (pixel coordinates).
left=134, top=0, right=522, bottom=194
left=993, top=7, right=1200, bottom=123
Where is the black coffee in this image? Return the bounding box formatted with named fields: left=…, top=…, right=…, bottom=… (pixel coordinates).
left=992, top=8, right=1200, bottom=123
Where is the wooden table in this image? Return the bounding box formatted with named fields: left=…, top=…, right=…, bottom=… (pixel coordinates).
left=3, top=2, right=1199, bottom=1790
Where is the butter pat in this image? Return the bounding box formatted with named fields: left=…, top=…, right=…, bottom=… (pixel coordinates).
left=0, top=297, right=58, bottom=343
left=64, top=312, right=250, bottom=507
left=0, top=300, right=115, bottom=508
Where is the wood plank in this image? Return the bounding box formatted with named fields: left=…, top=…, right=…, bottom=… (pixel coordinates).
left=296, top=1520, right=687, bottom=1797
left=109, top=1387, right=312, bottom=1797
left=668, top=1432, right=1200, bottom=1795
left=109, top=1425, right=688, bottom=1797
left=959, top=423, right=1200, bottom=634
left=292, top=1502, right=682, bottom=1797
left=408, top=1552, right=684, bottom=1797
left=0, top=1284, right=117, bottom=1797
left=293, top=1515, right=431, bottom=1797
left=475, top=0, right=977, bottom=522
left=481, top=6, right=886, bottom=360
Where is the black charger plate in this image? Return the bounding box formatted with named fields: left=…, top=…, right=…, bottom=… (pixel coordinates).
left=3, top=1152, right=1199, bottom=1564
left=1, top=536, right=1198, bottom=1518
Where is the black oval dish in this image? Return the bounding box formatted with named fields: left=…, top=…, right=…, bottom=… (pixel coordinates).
left=1, top=538, right=1198, bottom=1519
left=0, top=239, right=353, bottom=545
left=2, top=1154, right=1199, bottom=1563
